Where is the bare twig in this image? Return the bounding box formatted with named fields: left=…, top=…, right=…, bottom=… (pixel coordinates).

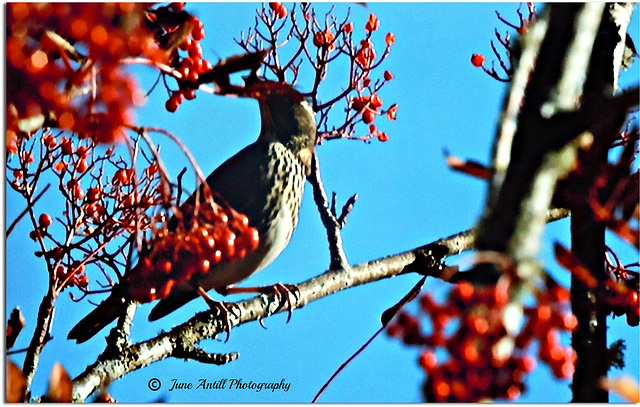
left=6, top=183, right=51, bottom=237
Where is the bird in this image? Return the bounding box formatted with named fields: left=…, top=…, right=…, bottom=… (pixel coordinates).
left=68, top=79, right=317, bottom=343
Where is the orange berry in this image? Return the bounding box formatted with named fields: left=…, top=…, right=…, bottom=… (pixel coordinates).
left=470, top=53, right=485, bottom=67
left=365, top=13, right=380, bottom=32
left=385, top=32, right=395, bottom=46
left=54, top=161, right=66, bottom=173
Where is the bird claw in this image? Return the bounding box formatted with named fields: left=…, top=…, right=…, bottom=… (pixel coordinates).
left=262, top=283, right=299, bottom=323
left=197, top=287, right=240, bottom=343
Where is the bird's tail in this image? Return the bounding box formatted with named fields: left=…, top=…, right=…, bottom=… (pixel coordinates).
left=67, top=287, right=128, bottom=343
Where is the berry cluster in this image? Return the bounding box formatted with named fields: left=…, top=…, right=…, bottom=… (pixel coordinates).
left=9, top=129, right=166, bottom=297
left=127, top=205, right=259, bottom=303
left=313, top=29, right=336, bottom=51
left=239, top=5, right=398, bottom=143
left=387, top=277, right=577, bottom=402
left=470, top=3, right=536, bottom=81
left=268, top=2, right=288, bottom=19
left=555, top=243, right=639, bottom=327
left=6, top=3, right=162, bottom=145
left=349, top=92, right=397, bottom=140
left=149, top=3, right=215, bottom=112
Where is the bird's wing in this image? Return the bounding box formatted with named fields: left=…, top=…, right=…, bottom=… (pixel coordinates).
left=150, top=141, right=271, bottom=321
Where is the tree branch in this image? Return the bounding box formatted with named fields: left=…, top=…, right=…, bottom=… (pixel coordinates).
left=309, top=151, right=350, bottom=270
left=71, top=209, right=568, bottom=401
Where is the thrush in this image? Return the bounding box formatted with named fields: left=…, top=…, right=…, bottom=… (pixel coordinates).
left=68, top=79, right=317, bottom=343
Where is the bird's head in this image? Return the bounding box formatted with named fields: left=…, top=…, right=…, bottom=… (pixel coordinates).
left=244, top=79, right=317, bottom=166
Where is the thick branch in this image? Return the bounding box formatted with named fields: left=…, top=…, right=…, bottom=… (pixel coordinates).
left=71, top=209, right=568, bottom=401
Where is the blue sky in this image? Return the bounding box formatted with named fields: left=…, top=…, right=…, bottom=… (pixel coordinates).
left=5, top=3, right=639, bottom=403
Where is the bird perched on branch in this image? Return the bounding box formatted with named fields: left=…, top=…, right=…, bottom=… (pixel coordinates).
left=68, top=78, right=317, bottom=343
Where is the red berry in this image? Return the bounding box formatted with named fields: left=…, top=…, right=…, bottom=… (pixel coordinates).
left=269, top=2, right=281, bottom=11
left=43, top=134, right=57, bottom=149
left=179, top=38, right=192, bottom=51
left=186, top=70, right=199, bottom=84
left=188, top=41, right=202, bottom=59
left=365, top=13, right=380, bottom=32
left=75, top=159, right=88, bottom=173
left=75, top=145, right=89, bottom=159
left=184, top=88, right=196, bottom=100
left=377, top=132, right=389, bottom=142
left=418, top=351, right=438, bottom=373
left=86, top=187, right=101, bottom=202
left=362, top=108, right=376, bottom=124
left=343, top=22, right=353, bottom=34
left=113, top=168, right=130, bottom=185
left=351, top=96, right=370, bottom=111
left=191, top=20, right=205, bottom=41
left=54, top=161, right=66, bottom=173
left=370, top=93, right=383, bottom=109
left=60, top=138, right=73, bottom=155
left=39, top=213, right=53, bottom=228
left=384, top=70, right=394, bottom=81
left=273, top=4, right=287, bottom=19
left=200, top=59, right=213, bottom=73
left=386, top=104, right=398, bottom=121
left=76, top=274, right=89, bottom=288
left=29, top=229, right=42, bottom=241
left=165, top=96, right=180, bottom=112
left=470, top=53, right=485, bottom=67
left=13, top=169, right=23, bottom=179
left=385, top=32, right=395, bottom=46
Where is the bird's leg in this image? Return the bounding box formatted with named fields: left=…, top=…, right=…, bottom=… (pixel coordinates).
left=196, top=286, right=240, bottom=343
left=216, top=283, right=300, bottom=324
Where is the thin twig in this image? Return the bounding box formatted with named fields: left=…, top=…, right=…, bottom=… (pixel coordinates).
left=6, top=184, right=51, bottom=237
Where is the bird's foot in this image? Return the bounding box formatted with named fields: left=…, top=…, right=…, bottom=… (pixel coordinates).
left=197, top=286, right=240, bottom=343
left=216, top=283, right=300, bottom=325
left=265, top=283, right=300, bottom=323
